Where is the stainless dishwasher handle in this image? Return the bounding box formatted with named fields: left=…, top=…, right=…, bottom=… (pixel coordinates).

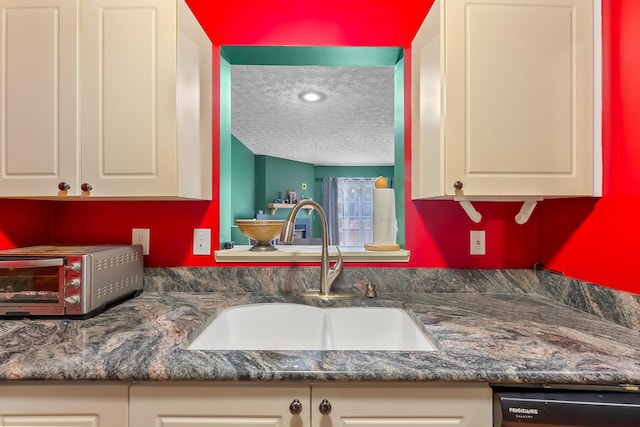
left=0, top=258, right=64, bottom=269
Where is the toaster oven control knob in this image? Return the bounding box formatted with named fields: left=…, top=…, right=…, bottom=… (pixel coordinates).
left=64, top=295, right=80, bottom=305
left=68, top=278, right=81, bottom=289
left=68, top=262, right=81, bottom=273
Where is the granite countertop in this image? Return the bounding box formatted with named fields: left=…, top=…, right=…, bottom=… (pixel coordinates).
left=1, top=280, right=640, bottom=385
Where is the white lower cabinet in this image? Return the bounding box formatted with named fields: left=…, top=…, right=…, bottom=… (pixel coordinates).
left=0, top=383, right=129, bottom=426
left=129, top=384, right=310, bottom=427
left=0, top=382, right=492, bottom=426
left=313, top=384, right=491, bottom=427
left=129, top=383, right=492, bottom=427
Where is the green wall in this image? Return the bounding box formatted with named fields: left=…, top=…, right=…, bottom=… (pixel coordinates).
left=394, top=58, right=406, bottom=247
left=231, top=135, right=256, bottom=219
left=221, top=46, right=402, bottom=67
left=230, top=136, right=256, bottom=244
left=219, top=54, right=232, bottom=246
left=256, top=156, right=315, bottom=222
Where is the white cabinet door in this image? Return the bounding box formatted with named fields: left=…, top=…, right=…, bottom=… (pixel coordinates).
left=80, top=0, right=177, bottom=197
left=311, top=384, right=492, bottom=427
left=80, top=0, right=211, bottom=198
left=0, top=0, right=78, bottom=197
left=412, top=0, right=596, bottom=199
left=129, top=384, right=310, bottom=427
left=1, top=0, right=211, bottom=199
left=0, top=383, right=129, bottom=426
left=130, top=383, right=492, bottom=427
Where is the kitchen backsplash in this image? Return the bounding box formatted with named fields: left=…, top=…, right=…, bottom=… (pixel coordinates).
left=143, top=267, right=640, bottom=332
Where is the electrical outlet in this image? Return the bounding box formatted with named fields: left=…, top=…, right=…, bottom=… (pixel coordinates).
left=132, top=228, right=150, bottom=255
left=470, top=230, right=485, bottom=255
left=193, top=228, right=211, bottom=255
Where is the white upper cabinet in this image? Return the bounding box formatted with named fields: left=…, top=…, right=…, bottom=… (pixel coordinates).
left=0, top=0, right=212, bottom=199
left=0, top=0, right=79, bottom=196
left=411, top=0, right=600, bottom=200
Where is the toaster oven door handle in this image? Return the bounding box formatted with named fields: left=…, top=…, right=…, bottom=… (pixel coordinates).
left=0, top=258, right=64, bottom=268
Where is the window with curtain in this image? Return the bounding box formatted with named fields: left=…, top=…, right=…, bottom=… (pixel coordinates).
left=336, top=177, right=376, bottom=246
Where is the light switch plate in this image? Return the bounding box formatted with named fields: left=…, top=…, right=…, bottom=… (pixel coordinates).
left=193, top=228, right=211, bottom=255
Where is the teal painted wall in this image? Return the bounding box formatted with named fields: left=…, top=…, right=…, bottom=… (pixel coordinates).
left=231, top=135, right=256, bottom=243
left=257, top=156, right=315, bottom=222
left=221, top=46, right=402, bottom=66
left=219, top=55, right=232, bottom=246
left=394, top=58, right=405, bottom=247
left=254, top=156, right=267, bottom=217
left=231, top=135, right=256, bottom=219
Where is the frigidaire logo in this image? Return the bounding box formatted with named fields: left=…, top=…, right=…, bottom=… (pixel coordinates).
left=509, top=407, right=539, bottom=415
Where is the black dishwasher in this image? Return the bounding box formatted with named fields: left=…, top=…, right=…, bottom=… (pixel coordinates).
left=493, top=386, right=640, bottom=426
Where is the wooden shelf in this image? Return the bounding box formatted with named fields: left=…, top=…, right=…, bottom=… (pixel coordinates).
left=268, top=203, right=315, bottom=215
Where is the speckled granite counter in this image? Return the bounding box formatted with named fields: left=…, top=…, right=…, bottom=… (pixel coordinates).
left=1, top=269, right=639, bottom=386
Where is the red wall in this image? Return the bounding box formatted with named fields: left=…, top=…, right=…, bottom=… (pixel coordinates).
left=1, top=1, right=636, bottom=294
left=538, top=0, right=640, bottom=294
left=0, top=200, right=52, bottom=248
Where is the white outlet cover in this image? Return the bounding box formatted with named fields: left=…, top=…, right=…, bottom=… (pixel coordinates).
left=132, top=228, right=150, bottom=255
left=193, top=228, right=211, bottom=256
left=470, top=230, right=485, bottom=255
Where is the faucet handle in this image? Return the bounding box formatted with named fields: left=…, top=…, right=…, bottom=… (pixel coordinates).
left=327, top=246, right=343, bottom=288
left=365, top=282, right=377, bottom=298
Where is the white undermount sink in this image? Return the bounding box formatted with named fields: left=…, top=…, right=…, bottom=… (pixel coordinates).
left=188, top=303, right=439, bottom=351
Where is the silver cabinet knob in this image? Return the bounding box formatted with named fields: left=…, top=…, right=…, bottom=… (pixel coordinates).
left=453, top=181, right=463, bottom=190
left=58, top=182, right=71, bottom=191
left=289, top=398, right=302, bottom=415
left=319, top=399, right=332, bottom=415
left=81, top=183, right=93, bottom=192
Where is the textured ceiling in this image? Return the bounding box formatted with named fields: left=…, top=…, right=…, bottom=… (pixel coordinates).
left=231, top=65, right=395, bottom=166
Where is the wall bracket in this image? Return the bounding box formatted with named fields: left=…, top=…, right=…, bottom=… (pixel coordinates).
left=515, top=199, right=539, bottom=225
left=454, top=197, right=542, bottom=225
left=458, top=200, right=482, bottom=223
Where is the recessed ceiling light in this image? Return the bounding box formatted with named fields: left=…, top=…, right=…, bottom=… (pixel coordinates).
left=298, top=90, right=326, bottom=103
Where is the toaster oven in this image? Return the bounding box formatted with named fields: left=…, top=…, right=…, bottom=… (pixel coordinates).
left=0, top=245, right=143, bottom=317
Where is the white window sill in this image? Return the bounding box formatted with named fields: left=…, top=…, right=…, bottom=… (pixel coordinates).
left=214, top=245, right=410, bottom=263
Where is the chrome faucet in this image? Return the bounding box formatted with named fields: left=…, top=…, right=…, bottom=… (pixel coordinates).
left=279, top=200, right=343, bottom=296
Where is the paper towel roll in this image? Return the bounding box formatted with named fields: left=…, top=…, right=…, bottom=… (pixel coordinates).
left=372, top=188, right=398, bottom=245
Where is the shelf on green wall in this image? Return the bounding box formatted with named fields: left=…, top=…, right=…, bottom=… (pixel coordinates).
left=268, top=203, right=315, bottom=215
